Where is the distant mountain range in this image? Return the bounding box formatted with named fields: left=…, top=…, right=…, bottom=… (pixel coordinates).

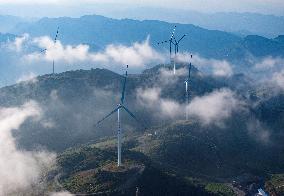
left=0, top=15, right=25, bottom=33
left=0, top=14, right=283, bottom=88
left=5, top=15, right=284, bottom=61
left=100, top=8, right=284, bottom=38
left=0, top=4, right=283, bottom=38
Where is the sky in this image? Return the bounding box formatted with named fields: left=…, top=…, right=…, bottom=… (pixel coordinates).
left=0, top=0, right=283, bottom=17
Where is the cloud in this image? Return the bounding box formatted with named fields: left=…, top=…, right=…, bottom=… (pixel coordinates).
left=136, top=64, right=242, bottom=124
left=49, top=191, right=74, bottom=196
left=41, top=118, right=56, bottom=129
left=25, top=36, right=164, bottom=68
left=211, top=61, right=233, bottom=77
left=177, top=53, right=233, bottom=77
left=247, top=119, right=270, bottom=143
left=8, top=34, right=29, bottom=52
left=187, top=88, right=244, bottom=125
left=253, top=56, right=284, bottom=71
left=16, top=72, right=38, bottom=84
left=136, top=87, right=183, bottom=119
left=50, top=89, right=59, bottom=101
left=253, top=57, right=284, bottom=92
left=249, top=57, right=284, bottom=93
left=26, top=36, right=90, bottom=63
left=136, top=86, right=243, bottom=125
left=0, top=101, right=56, bottom=195
left=92, top=37, right=164, bottom=67
left=158, top=66, right=187, bottom=85
left=271, top=70, right=284, bottom=90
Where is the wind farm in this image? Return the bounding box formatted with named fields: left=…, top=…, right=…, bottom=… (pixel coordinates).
left=94, top=25, right=190, bottom=167
left=0, top=3, right=282, bottom=195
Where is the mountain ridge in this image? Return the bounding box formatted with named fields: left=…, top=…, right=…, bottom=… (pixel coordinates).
left=9, top=14, right=284, bottom=61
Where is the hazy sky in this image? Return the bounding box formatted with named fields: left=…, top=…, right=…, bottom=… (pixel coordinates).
left=0, top=0, right=283, bottom=17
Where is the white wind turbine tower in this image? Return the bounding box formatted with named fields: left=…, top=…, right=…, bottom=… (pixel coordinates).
left=185, top=54, right=192, bottom=120
left=41, top=27, right=59, bottom=75
left=95, top=65, right=142, bottom=167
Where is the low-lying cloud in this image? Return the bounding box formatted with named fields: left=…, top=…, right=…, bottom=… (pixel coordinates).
left=16, top=72, right=38, bottom=84
left=49, top=191, right=73, bottom=196
left=158, top=66, right=188, bottom=85
left=247, top=119, right=270, bottom=143
left=136, top=87, right=182, bottom=119
left=187, top=88, right=245, bottom=125
left=0, top=101, right=56, bottom=195
left=25, top=35, right=164, bottom=68
left=253, top=56, right=284, bottom=71
left=177, top=53, right=234, bottom=77
left=0, top=33, right=242, bottom=86
left=91, top=37, right=164, bottom=67
left=271, top=69, right=284, bottom=91
left=7, top=33, right=29, bottom=52
left=250, top=56, right=284, bottom=93
left=136, top=86, right=243, bottom=126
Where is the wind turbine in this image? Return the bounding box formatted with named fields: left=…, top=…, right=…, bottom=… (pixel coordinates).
left=172, top=34, right=186, bottom=75
left=41, top=27, right=59, bottom=75
left=157, top=26, right=176, bottom=73
left=158, top=26, right=186, bottom=75
left=95, top=65, right=141, bottom=167
left=185, top=54, right=192, bottom=120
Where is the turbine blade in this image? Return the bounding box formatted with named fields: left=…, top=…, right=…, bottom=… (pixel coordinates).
left=157, top=40, right=169, bottom=45
left=121, top=105, right=146, bottom=129
left=54, top=27, right=59, bottom=44
left=120, top=65, right=128, bottom=104
left=120, top=76, right=126, bottom=104
left=170, top=26, right=176, bottom=39
left=121, top=105, right=147, bottom=129
left=121, top=105, right=138, bottom=121
left=178, top=34, right=186, bottom=43
left=173, top=36, right=178, bottom=44
left=95, top=106, right=120, bottom=126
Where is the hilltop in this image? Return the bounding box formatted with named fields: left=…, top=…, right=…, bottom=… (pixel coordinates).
left=0, top=64, right=283, bottom=195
